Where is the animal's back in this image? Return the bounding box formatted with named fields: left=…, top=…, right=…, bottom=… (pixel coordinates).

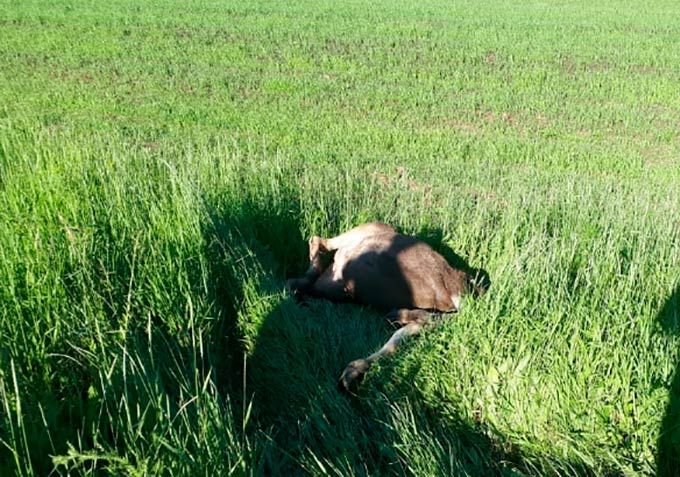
left=339, top=229, right=464, bottom=311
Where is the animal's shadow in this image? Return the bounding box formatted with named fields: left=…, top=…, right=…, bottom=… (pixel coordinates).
left=656, top=283, right=680, bottom=476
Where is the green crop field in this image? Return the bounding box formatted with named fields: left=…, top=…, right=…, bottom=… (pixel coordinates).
left=1, top=0, right=680, bottom=475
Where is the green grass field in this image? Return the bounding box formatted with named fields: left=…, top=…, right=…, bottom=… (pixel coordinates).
left=2, top=0, right=680, bottom=475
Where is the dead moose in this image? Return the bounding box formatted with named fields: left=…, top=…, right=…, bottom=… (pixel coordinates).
left=286, top=222, right=489, bottom=391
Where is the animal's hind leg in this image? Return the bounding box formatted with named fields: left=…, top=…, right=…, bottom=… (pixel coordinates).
left=307, top=235, right=330, bottom=278
left=307, top=268, right=348, bottom=301
left=339, top=320, right=426, bottom=392
left=288, top=222, right=395, bottom=296
left=323, top=222, right=394, bottom=252
left=385, top=308, right=432, bottom=326
left=286, top=235, right=332, bottom=294
left=292, top=223, right=394, bottom=285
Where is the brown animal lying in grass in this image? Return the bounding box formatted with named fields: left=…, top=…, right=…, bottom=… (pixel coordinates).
left=286, top=222, right=488, bottom=391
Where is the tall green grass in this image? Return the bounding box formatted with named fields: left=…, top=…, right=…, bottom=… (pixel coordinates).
left=1, top=0, right=680, bottom=475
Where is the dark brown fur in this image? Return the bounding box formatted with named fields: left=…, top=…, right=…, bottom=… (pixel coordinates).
left=286, top=222, right=486, bottom=391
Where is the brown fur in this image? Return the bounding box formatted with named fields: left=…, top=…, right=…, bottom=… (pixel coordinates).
left=286, top=222, right=486, bottom=391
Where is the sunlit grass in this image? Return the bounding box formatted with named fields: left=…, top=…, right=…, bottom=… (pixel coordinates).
left=1, top=1, right=680, bottom=475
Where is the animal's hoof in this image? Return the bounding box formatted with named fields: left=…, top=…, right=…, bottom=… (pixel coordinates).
left=338, top=359, right=371, bottom=393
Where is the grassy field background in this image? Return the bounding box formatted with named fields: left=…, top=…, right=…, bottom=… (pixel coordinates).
left=1, top=0, right=680, bottom=475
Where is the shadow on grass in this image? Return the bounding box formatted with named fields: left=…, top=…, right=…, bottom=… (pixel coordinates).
left=371, top=354, right=627, bottom=477
left=202, top=207, right=397, bottom=473
left=2, top=198, right=633, bottom=476
left=199, top=218, right=491, bottom=474
left=237, top=224, right=626, bottom=476
left=200, top=193, right=308, bottom=399
left=234, top=224, right=514, bottom=475
left=0, top=186, right=311, bottom=475
left=370, top=358, right=523, bottom=476
left=656, top=283, right=680, bottom=476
